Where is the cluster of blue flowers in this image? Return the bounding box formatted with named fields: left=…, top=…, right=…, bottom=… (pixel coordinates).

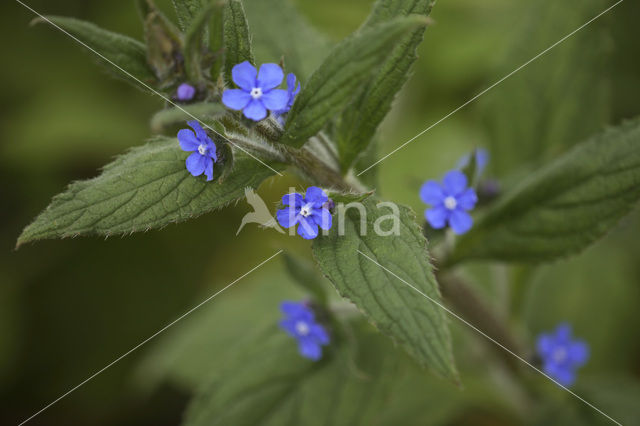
left=276, top=187, right=333, bottom=239
left=222, top=61, right=300, bottom=122
left=536, top=323, right=589, bottom=387
left=279, top=301, right=330, bottom=361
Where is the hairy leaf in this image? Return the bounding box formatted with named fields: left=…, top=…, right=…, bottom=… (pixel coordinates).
left=280, top=16, right=428, bottom=148
left=184, top=1, right=220, bottom=81
left=223, top=0, right=254, bottom=85
left=337, top=0, right=432, bottom=172
left=282, top=252, right=328, bottom=304
left=143, top=6, right=184, bottom=82
left=150, top=102, right=227, bottom=133
left=312, top=199, right=458, bottom=381
left=243, top=0, right=331, bottom=80
left=448, top=119, right=640, bottom=265
left=482, top=0, right=611, bottom=176
left=17, top=137, right=277, bottom=246
left=32, top=16, right=156, bottom=84
left=183, top=324, right=462, bottom=426
left=172, top=0, right=205, bottom=32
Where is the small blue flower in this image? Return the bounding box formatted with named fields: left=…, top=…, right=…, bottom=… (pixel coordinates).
left=536, top=323, right=589, bottom=387
left=276, top=187, right=333, bottom=239
left=274, top=73, right=301, bottom=125
left=222, top=61, right=289, bottom=121
left=176, top=83, right=196, bottom=101
left=420, top=170, right=477, bottom=234
left=279, top=301, right=330, bottom=361
left=456, top=148, right=489, bottom=174
left=177, top=121, right=217, bottom=181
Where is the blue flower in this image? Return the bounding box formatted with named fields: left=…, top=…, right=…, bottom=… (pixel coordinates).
left=276, top=187, right=333, bottom=239
left=456, top=147, right=489, bottom=173
left=222, top=61, right=289, bottom=121
left=176, top=83, right=196, bottom=101
left=279, top=301, right=330, bottom=361
left=274, top=73, right=301, bottom=125
left=177, top=121, right=217, bottom=181
left=420, top=170, right=478, bottom=234
left=536, top=323, right=589, bottom=387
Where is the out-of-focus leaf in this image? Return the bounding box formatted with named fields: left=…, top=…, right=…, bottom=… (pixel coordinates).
left=282, top=252, right=327, bottom=304
left=17, top=137, right=278, bottom=246
left=184, top=1, right=220, bottom=82
left=280, top=16, right=429, bottom=148
left=577, top=376, right=640, bottom=426
left=172, top=0, right=206, bottom=32
left=482, top=0, right=611, bottom=176
left=336, top=0, right=432, bottom=172
left=243, top=0, right=331, bottom=80
left=325, top=190, right=375, bottom=204
left=223, top=0, right=254, bottom=85
left=143, top=6, right=184, bottom=82
left=312, top=199, right=458, bottom=381
left=448, top=119, right=640, bottom=264
left=150, top=102, right=227, bottom=133
left=32, top=16, right=156, bottom=84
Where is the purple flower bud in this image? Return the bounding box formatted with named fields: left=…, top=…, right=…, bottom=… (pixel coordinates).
left=176, top=83, right=196, bottom=102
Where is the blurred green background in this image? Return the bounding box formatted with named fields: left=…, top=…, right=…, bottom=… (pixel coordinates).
left=1, top=0, right=639, bottom=424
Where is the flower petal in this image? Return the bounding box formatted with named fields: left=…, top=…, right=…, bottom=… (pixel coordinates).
left=204, top=157, right=214, bottom=181
left=299, top=339, right=322, bottom=361
left=425, top=206, right=448, bottom=229
left=243, top=99, right=268, bottom=121
left=231, top=61, right=257, bottom=90
left=261, top=89, right=289, bottom=111
left=568, top=341, right=589, bottom=366
left=177, top=128, right=199, bottom=152
left=311, top=324, right=330, bottom=345
left=311, top=208, right=332, bottom=231
left=536, top=334, right=554, bottom=358
left=222, top=88, right=251, bottom=110
left=187, top=120, right=208, bottom=141
left=305, top=186, right=328, bottom=206
left=257, top=63, right=284, bottom=91
left=554, top=323, right=572, bottom=342
left=276, top=207, right=300, bottom=228
left=206, top=141, right=218, bottom=162
left=448, top=209, right=473, bottom=234
left=297, top=218, right=319, bottom=239
left=279, top=318, right=298, bottom=337
left=286, top=73, right=297, bottom=90
left=442, top=170, right=468, bottom=196
left=280, top=301, right=307, bottom=317
left=457, top=188, right=478, bottom=210
left=282, top=192, right=303, bottom=207
left=419, top=180, right=444, bottom=205
left=185, top=152, right=206, bottom=177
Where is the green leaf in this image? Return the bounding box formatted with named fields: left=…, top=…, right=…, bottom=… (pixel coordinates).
left=448, top=119, right=640, bottom=265
left=184, top=1, right=221, bottom=81
left=17, top=137, right=278, bottom=246
left=312, top=199, right=458, bottom=381
left=243, top=0, right=331, bottom=80
left=32, top=16, right=156, bottom=84
left=280, top=16, right=428, bottom=148
left=482, top=0, right=611, bottom=176
left=282, top=252, right=328, bottom=304
left=150, top=102, right=227, bottom=133
left=325, top=190, right=375, bottom=204
left=143, top=6, right=184, bottom=82
left=336, top=0, right=432, bottom=172
left=223, top=0, right=254, bottom=86
left=172, top=0, right=206, bottom=32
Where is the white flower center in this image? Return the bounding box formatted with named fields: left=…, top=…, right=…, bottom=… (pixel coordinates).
left=299, top=203, right=313, bottom=217
left=552, top=347, right=567, bottom=363
left=444, top=196, right=457, bottom=210
left=197, top=144, right=208, bottom=155
left=250, top=87, right=263, bottom=99
left=295, top=321, right=310, bottom=336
